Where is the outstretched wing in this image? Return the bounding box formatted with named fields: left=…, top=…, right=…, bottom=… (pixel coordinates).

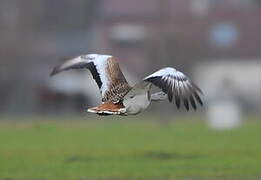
left=50, top=55, right=131, bottom=103
left=144, top=67, right=203, bottom=110
left=124, top=67, right=203, bottom=110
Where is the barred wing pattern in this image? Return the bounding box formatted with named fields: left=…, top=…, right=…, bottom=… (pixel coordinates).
left=144, top=67, right=203, bottom=110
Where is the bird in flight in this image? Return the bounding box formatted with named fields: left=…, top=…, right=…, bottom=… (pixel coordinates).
left=50, top=54, right=203, bottom=116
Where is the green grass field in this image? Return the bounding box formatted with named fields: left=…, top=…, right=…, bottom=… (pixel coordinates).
left=0, top=115, right=261, bottom=180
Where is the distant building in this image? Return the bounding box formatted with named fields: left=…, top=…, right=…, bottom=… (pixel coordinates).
left=0, top=0, right=101, bottom=114
left=98, top=0, right=261, bottom=73
left=194, top=60, right=261, bottom=112
left=195, top=59, right=261, bottom=128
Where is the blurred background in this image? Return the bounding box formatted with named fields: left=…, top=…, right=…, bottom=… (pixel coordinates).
left=1, top=0, right=261, bottom=179
left=1, top=0, right=261, bottom=118
left=1, top=0, right=261, bottom=121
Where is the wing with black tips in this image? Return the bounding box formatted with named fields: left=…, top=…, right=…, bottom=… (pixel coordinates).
left=144, top=67, right=203, bottom=110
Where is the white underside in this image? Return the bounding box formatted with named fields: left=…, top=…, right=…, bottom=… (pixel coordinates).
left=123, top=82, right=151, bottom=115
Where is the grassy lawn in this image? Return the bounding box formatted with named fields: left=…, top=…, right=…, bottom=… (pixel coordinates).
left=0, top=115, right=261, bottom=180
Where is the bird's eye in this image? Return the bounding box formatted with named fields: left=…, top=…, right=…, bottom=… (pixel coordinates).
left=130, top=95, right=135, bottom=99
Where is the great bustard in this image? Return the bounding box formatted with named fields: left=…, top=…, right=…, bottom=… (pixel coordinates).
left=50, top=54, right=203, bottom=116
